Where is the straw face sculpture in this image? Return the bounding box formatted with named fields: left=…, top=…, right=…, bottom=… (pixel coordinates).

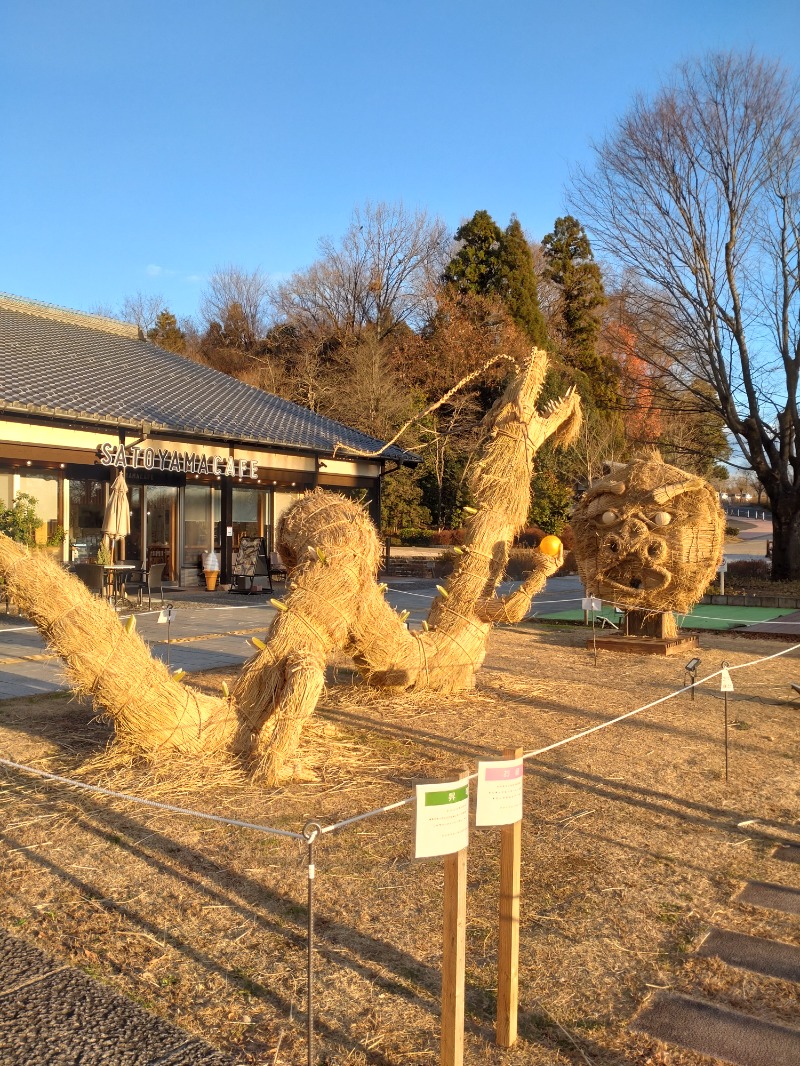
left=0, top=348, right=581, bottom=784
left=570, top=453, right=724, bottom=628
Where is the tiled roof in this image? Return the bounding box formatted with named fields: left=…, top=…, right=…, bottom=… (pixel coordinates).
left=0, top=296, right=417, bottom=463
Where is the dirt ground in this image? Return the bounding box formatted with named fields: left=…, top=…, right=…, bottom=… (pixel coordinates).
left=0, top=621, right=798, bottom=1065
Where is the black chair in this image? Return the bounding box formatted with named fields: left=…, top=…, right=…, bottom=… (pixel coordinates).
left=73, top=562, right=106, bottom=598
left=269, top=551, right=288, bottom=583
left=125, top=563, right=165, bottom=609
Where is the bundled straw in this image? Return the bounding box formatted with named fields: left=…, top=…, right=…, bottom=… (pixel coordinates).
left=0, top=348, right=582, bottom=784
left=570, top=451, right=725, bottom=637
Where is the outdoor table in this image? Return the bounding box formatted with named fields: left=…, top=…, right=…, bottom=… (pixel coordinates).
left=103, top=563, right=138, bottom=605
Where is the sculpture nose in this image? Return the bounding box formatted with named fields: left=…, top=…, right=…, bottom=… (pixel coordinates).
left=605, top=520, right=666, bottom=563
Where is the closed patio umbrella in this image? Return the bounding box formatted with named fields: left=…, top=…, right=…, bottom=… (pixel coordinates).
left=102, top=471, right=131, bottom=560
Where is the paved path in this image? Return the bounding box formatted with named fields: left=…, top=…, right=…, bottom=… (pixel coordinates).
left=0, top=928, right=242, bottom=1065
left=0, top=576, right=589, bottom=701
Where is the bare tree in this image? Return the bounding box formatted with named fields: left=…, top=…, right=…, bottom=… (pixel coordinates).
left=573, top=51, right=800, bottom=578
left=199, top=265, right=272, bottom=345
left=274, top=201, right=449, bottom=342
left=120, top=292, right=167, bottom=336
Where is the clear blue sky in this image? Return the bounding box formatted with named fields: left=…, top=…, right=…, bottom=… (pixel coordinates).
left=3, top=0, right=799, bottom=322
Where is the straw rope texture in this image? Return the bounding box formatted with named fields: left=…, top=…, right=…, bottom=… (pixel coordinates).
left=570, top=453, right=725, bottom=638
left=0, top=348, right=581, bottom=784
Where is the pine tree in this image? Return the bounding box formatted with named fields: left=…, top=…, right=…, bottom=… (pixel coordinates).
left=498, top=217, right=548, bottom=346
left=147, top=310, right=186, bottom=354
left=444, top=210, right=548, bottom=346
left=443, top=210, right=504, bottom=294
left=542, top=215, right=615, bottom=406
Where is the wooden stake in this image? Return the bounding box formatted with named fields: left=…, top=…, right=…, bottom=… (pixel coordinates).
left=496, top=747, right=523, bottom=1047
left=441, top=770, right=469, bottom=1066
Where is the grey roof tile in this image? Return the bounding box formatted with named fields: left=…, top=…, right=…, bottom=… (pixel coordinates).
left=0, top=302, right=417, bottom=463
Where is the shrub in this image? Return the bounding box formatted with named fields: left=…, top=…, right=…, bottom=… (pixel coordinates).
left=429, top=529, right=466, bottom=547
left=725, top=524, right=741, bottom=537
left=0, top=493, right=42, bottom=547
left=725, top=558, right=771, bottom=582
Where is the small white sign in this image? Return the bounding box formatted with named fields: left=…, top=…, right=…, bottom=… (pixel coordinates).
left=718, top=561, right=728, bottom=573
left=414, top=779, right=470, bottom=859
left=720, top=668, right=734, bottom=692
left=581, top=597, right=602, bottom=612
left=475, top=757, right=524, bottom=826
left=157, top=608, right=176, bottom=624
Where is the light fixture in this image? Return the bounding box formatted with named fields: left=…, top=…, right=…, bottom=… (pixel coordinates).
left=791, top=683, right=800, bottom=697
left=685, top=658, right=701, bottom=701
left=26, top=460, right=32, bottom=466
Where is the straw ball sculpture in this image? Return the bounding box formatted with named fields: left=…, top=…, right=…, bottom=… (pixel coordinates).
left=570, top=452, right=725, bottom=638
left=0, top=347, right=581, bottom=784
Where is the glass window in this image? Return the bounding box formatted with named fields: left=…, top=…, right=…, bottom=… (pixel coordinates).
left=125, top=484, right=143, bottom=564
left=18, top=473, right=60, bottom=546
left=232, top=486, right=266, bottom=548
left=69, top=478, right=105, bottom=561
left=183, top=484, right=221, bottom=569
left=146, top=485, right=178, bottom=581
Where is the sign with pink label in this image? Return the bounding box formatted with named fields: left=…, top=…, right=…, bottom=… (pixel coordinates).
left=475, top=757, right=524, bottom=826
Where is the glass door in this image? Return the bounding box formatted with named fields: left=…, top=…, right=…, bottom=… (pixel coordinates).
left=145, top=485, right=178, bottom=581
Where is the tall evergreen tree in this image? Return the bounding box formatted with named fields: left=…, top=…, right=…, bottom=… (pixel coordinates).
left=147, top=310, right=186, bottom=354
left=444, top=210, right=547, bottom=346
left=542, top=215, right=616, bottom=406
left=498, top=216, right=548, bottom=346
left=443, top=210, right=504, bottom=294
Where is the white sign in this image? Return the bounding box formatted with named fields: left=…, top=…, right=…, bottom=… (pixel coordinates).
left=475, top=757, right=524, bottom=826
left=98, top=442, right=259, bottom=479
left=414, top=779, right=470, bottom=859
left=718, top=561, right=728, bottom=573
left=581, top=597, right=602, bottom=612
left=720, top=668, right=734, bottom=692
left=157, top=608, right=176, bottom=624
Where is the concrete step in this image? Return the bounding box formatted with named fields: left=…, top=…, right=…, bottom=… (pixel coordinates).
left=697, top=927, right=800, bottom=983
left=632, top=991, right=800, bottom=1066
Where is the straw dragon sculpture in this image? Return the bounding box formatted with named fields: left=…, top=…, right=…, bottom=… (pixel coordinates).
left=0, top=348, right=581, bottom=783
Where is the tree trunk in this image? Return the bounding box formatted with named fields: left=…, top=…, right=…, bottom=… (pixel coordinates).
left=768, top=493, right=800, bottom=580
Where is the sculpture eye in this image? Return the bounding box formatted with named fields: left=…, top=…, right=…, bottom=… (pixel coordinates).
left=652, top=511, right=672, bottom=527
left=601, top=510, right=619, bottom=525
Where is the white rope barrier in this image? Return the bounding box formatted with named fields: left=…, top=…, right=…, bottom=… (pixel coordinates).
left=0, top=755, right=304, bottom=840
left=318, top=638, right=800, bottom=835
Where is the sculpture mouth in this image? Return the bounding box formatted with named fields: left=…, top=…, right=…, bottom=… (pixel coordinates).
left=600, top=564, right=670, bottom=594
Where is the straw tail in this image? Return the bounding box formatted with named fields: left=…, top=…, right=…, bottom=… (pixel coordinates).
left=0, top=535, right=236, bottom=754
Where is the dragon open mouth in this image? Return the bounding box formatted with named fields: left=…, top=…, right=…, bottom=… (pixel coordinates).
left=599, top=564, right=670, bottom=594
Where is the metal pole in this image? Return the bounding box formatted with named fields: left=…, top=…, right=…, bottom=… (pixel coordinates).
left=721, top=661, right=729, bottom=783
left=303, top=822, right=322, bottom=1066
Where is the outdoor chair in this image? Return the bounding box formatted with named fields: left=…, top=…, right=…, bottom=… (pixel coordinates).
left=125, top=563, right=165, bottom=609
left=73, top=562, right=106, bottom=598
left=269, top=551, right=287, bottom=583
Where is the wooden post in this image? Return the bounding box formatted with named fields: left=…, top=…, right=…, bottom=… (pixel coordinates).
left=441, top=771, right=469, bottom=1066
left=496, top=747, right=523, bottom=1047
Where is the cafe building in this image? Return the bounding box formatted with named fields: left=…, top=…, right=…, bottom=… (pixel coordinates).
left=0, top=293, right=416, bottom=586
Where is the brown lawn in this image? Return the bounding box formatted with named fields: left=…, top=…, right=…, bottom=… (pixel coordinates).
left=0, top=622, right=798, bottom=1064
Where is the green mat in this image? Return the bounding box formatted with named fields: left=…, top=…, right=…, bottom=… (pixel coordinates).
left=535, top=604, right=795, bottom=632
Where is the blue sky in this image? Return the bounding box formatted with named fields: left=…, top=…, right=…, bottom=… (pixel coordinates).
left=3, top=0, right=800, bottom=322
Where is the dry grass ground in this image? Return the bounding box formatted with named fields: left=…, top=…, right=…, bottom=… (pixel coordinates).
left=0, top=623, right=798, bottom=1065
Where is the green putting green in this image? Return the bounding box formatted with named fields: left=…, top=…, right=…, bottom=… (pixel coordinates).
left=535, top=604, right=795, bottom=632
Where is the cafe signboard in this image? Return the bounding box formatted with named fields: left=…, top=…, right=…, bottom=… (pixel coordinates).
left=98, top=442, right=259, bottom=479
